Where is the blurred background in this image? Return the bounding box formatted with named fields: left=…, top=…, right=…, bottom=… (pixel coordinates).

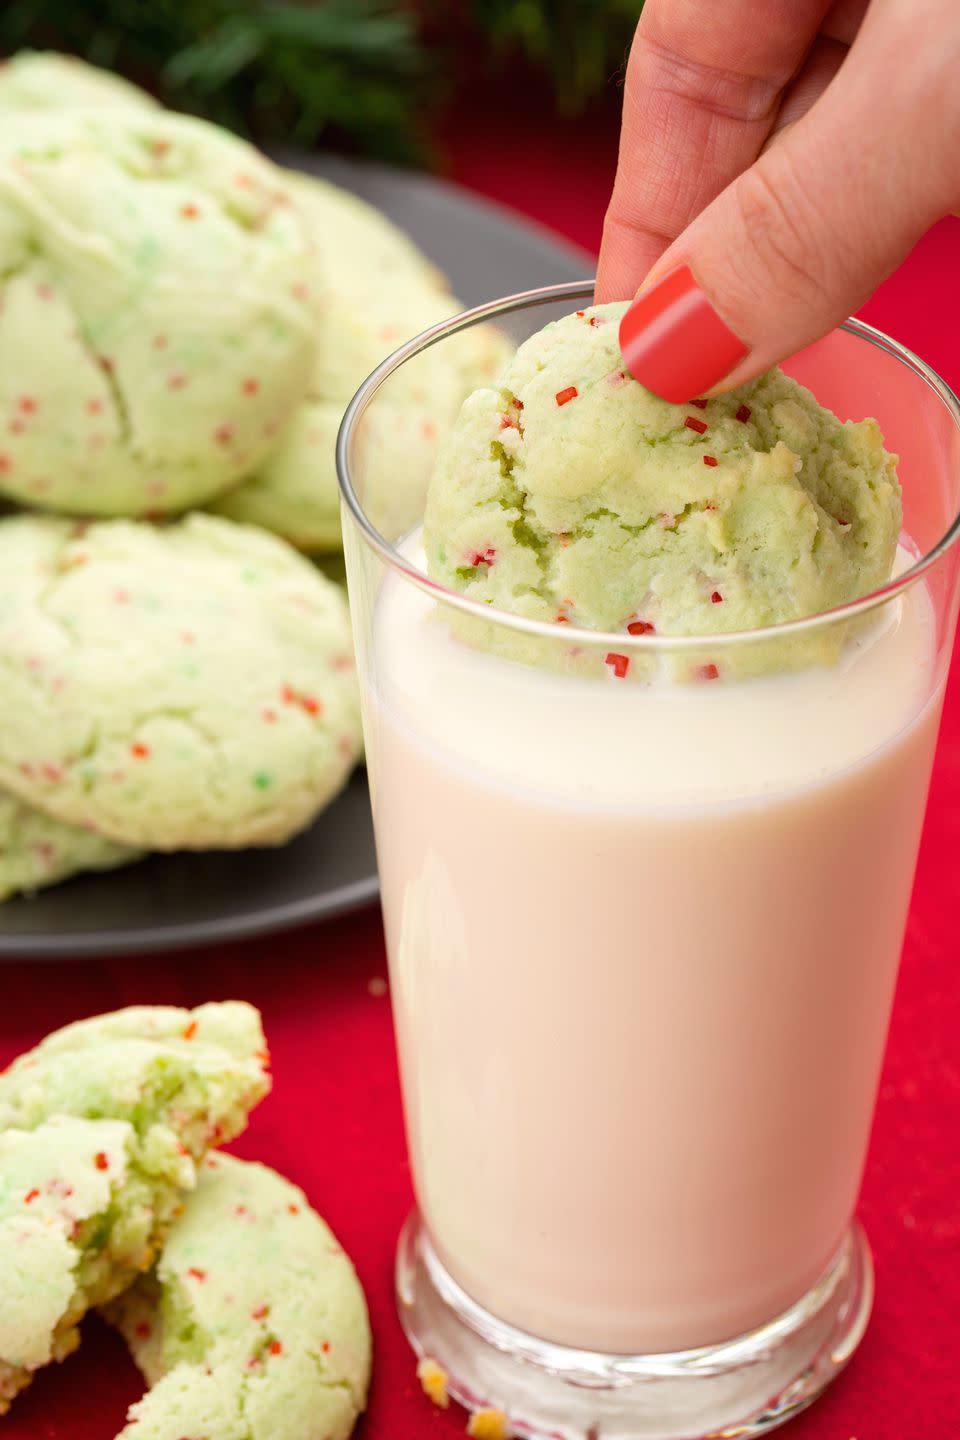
left=0, top=1, right=637, bottom=163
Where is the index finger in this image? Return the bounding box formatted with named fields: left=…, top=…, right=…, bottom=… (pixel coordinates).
left=596, top=0, right=833, bottom=301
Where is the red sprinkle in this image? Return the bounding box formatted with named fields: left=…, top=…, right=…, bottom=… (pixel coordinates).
left=605, top=652, right=630, bottom=679
left=152, top=335, right=168, bottom=351
left=555, top=386, right=578, bottom=407
left=167, top=371, right=186, bottom=391
left=690, top=397, right=709, bottom=409
left=130, top=742, right=150, bottom=759
left=697, top=663, right=720, bottom=681
left=262, top=707, right=277, bottom=724
left=269, top=1340, right=283, bottom=1356
left=252, top=1304, right=270, bottom=1320
left=627, top=620, right=655, bottom=636
left=18, top=396, right=37, bottom=415
left=213, top=422, right=234, bottom=446
left=242, top=377, right=260, bottom=397
left=94, top=1152, right=109, bottom=1170
left=469, top=547, right=496, bottom=568
left=287, top=1203, right=300, bottom=1215
left=575, top=310, right=585, bottom=317
left=321, top=1341, right=331, bottom=1354
left=187, top=1268, right=207, bottom=1281
left=180, top=202, right=200, bottom=220
left=86, top=398, right=104, bottom=415
left=24, top=1188, right=40, bottom=1204
left=684, top=416, right=708, bottom=434
left=711, top=591, right=723, bottom=604
left=301, top=696, right=321, bottom=716
left=735, top=404, right=752, bottom=423
left=183, top=1019, right=198, bottom=1040
left=135, top=1322, right=152, bottom=1339
left=703, top=455, right=719, bottom=467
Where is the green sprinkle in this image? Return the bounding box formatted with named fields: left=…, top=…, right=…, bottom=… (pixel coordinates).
left=253, top=772, right=272, bottom=790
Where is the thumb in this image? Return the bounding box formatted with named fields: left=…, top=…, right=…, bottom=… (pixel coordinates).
left=618, top=19, right=956, bottom=402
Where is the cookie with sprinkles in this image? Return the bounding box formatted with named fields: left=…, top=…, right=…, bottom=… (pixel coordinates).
left=0, top=1117, right=154, bottom=1413
left=212, top=170, right=513, bottom=552
left=424, top=302, right=902, bottom=643
left=105, top=1154, right=372, bottom=1440
left=0, top=513, right=361, bottom=849
left=0, top=789, right=140, bottom=902
left=0, top=107, right=316, bottom=515
left=0, top=51, right=157, bottom=114
left=0, top=1002, right=271, bottom=1415
left=0, top=1001, right=271, bottom=1144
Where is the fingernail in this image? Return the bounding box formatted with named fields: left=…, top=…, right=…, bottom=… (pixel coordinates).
left=619, top=265, right=748, bottom=403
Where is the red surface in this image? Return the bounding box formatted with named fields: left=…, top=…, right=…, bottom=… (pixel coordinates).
left=3, top=115, right=960, bottom=1440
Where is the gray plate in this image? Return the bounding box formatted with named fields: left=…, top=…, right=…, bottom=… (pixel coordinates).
left=0, top=155, right=593, bottom=958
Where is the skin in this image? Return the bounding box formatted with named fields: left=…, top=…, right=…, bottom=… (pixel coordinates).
left=596, top=0, right=960, bottom=389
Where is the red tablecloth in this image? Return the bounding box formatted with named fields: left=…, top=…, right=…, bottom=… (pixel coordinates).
left=2, top=118, right=959, bottom=1440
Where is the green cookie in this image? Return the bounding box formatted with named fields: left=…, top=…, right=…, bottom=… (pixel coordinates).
left=0, top=106, right=316, bottom=515
left=0, top=789, right=140, bottom=901
left=0, top=51, right=157, bottom=114
left=0, top=1003, right=271, bottom=1413
left=425, top=303, right=902, bottom=646
left=107, top=1154, right=372, bottom=1440
left=0, top=513, right=361, bottom=850
left=212, top=171, right=512, bottom=552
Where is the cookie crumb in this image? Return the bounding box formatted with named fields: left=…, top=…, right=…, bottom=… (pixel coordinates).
left=368, top=976, right=388, bottom=998
left=467, top=1408, right=510, bottom=1440
left=416, top=1356, right=449, bottom=1409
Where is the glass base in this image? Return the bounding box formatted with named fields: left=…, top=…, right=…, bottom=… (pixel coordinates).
left=395, top=1212, right=873, bottom=1440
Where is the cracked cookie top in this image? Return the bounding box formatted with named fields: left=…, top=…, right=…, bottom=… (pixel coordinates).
left=424, top=302, right=902, bottom=638
left=0, top=513, right=361, bottom=849
left=0, top=107, right=316, bottom=516
left=211, top=170, right=513, bottom=553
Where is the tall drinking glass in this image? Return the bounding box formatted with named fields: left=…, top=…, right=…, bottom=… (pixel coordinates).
left=338, top=282, right=960, bottom=1440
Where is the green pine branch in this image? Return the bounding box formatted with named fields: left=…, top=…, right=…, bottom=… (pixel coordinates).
left=0, top=1, right=641, bottom=160
left=0, top=0, right=430, bottom=162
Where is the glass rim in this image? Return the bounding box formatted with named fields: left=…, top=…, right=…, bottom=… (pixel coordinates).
left=336, top=279, right=960, bottom=652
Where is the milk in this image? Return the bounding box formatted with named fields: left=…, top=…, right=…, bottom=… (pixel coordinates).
left=366, top=541, right=940, bottom=1353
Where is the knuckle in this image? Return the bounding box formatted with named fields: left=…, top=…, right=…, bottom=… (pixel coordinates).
left=730, top=161, right=839, bottom=308
left=638, top=34, right=784, bottom=125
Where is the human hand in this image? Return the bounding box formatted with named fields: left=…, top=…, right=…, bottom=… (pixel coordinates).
left=597, top=0, right=960, bottom=402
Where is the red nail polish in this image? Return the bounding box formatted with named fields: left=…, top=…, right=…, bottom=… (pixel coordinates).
left=619, top=266, right=748, bottom=403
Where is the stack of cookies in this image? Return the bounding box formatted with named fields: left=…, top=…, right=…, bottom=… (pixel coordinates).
left=0, top=51, right=509, bottom=901
left=0, top=1002, right=372, bottom=1438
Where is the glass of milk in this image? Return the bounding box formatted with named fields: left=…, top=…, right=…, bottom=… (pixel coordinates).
left=337, top=282, right=960, bottom=1440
